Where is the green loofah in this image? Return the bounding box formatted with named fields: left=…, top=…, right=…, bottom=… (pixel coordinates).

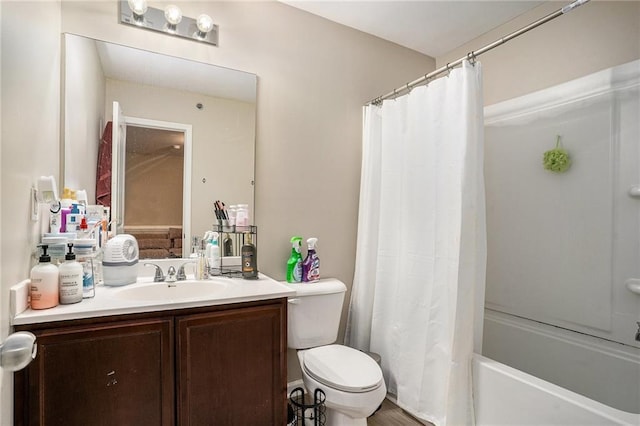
left=543, top=135, right=571, bottom=173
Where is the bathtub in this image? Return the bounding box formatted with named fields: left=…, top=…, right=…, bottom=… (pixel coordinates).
left=473, top=354, right=640, bottom=425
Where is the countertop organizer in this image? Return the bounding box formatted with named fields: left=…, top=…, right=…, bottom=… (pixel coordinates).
left=210, top=224, right=257, bottom=277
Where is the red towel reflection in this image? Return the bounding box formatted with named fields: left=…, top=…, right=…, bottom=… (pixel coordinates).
left=96, top=121, right=112, bottom=207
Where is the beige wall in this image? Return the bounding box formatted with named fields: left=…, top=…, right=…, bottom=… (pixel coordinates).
left=63, top=32, right=105, bottom=202
left=3, top=1, right=638, bottom=422
left=0, top=2, right=61, bottom=424
left=437, top=1, right=640, bottom=106
left=1, top=1, right=434, bottom=419
left=125, top=152, right=183, bottom=226
left=105, top=78, right=256, bottom=242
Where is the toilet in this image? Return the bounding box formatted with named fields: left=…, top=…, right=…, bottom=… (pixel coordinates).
left=287, top=279, right=386, bottom=426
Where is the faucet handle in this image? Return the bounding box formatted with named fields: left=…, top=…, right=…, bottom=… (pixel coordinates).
left=178, top=261, right=196, bottom=281
left=144, top=263, right=165, bottom=282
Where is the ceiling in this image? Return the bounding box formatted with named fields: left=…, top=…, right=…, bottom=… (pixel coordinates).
left=282, top=0, right=545, bottom=57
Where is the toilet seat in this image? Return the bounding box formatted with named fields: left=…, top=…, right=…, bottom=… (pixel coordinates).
left=303, top=344, right=383, bottom=393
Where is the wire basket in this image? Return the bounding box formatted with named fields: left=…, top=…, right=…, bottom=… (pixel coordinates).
left=289, top=387, right=326, bottom=426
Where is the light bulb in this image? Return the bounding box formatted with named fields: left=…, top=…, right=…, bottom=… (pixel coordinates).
left=196, top=14, right=214, bottom=34
left=127, top=0, right=148, bottom=16
left=164, top=5, right=182, bottom=26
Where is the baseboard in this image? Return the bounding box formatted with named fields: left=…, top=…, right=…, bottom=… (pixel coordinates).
left=286, top=379, right=305, bottom=396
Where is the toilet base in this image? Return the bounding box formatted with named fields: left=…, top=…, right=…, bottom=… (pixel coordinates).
left=325, top=407, right=367, bottom=426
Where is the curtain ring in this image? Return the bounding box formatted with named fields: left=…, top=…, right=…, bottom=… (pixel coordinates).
left=446, top=62, right=452, bottom=76
left=406, top=82, right=411, bottom=93
left=467, top=51, right=477, bottom=65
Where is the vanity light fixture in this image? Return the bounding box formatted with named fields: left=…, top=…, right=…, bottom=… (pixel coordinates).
left=164, top=4, right=182, bottom=33
left=119, top=0, right=218, bottom=46
left=196, top=14, right=214, bottom=39
left=127, top=0, right=148, bottom=24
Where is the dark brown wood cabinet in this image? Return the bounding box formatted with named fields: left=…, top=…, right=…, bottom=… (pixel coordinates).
left=14, top=299, right=288, bottom=426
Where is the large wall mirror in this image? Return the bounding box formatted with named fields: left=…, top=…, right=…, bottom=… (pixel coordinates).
left=62, top=33, right=256, bottom=259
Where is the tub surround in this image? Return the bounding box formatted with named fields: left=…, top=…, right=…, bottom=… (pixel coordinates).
left=473, top=354, right=640, bottom=425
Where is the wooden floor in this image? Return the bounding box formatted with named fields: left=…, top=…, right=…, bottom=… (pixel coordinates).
left=367, top=399, right=433, bottom=426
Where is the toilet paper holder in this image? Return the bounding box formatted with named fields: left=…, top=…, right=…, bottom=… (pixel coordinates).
left=289, top=387, right=326, bottom=426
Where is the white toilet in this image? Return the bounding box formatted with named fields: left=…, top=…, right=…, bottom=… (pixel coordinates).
left=287, top=279, right=386, bottom=426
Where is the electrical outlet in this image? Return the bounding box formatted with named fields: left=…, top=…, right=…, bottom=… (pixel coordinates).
left=31, top=187, right=39, bottom=221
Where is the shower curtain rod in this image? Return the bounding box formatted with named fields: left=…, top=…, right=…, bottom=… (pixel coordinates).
left=368, top=0, right=590, bottom=105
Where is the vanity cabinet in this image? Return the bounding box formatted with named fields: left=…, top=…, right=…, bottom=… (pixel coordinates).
left=14, top=317, right=174, bottom=426
left=14, top=299, right=288, bottom=426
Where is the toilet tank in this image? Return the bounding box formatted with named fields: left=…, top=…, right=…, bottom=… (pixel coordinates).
left=287, top=279, right=347, bottom=349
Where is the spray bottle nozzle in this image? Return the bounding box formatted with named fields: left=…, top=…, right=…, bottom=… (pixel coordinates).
left=307, top=237, right=318, bottom=249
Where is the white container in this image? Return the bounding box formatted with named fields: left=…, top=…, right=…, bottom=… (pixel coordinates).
left=235, top=204, right=249, bottom=227
left=58, top=245, right=83, bottom=304
left=30, top=246, right=59, bottom=310
left=102, top=234, right=139, bottom=286
left=41, top=236, right=68, bottom=266
left=74, top=239, right=97, bottom=298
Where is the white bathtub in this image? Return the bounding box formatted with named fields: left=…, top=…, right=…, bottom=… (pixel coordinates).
left=473, top=354, right=640, bottom=426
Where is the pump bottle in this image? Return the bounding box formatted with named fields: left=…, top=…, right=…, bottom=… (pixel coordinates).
left=30, top=245, right=59, bottom=309
left=241, top=234, right=258, bottom=279
left=302, top=237, right=320, bottom=282
left=58, top=243, right=83, bottom=304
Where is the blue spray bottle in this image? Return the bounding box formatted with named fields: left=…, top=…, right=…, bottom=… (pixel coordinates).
left=302, top=237, right=320, bottom=282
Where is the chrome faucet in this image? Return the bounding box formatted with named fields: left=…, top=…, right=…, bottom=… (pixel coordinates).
left=177, top=261, right=196, bottom=281
left=166, top=266, right=178, bottom=283
left=144, top=263, right=165, bottom=282
left=635, top=322, right=640, bottom=342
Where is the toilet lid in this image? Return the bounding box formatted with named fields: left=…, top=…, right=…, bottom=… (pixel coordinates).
left=303, top=345, right=383, bottom=393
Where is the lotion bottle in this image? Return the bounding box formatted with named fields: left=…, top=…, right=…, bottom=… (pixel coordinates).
left=58, top=243, right=83, bottom=304
left=30, top=245, right=59, bottom=309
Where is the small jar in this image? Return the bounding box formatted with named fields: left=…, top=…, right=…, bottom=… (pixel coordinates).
left=74, top=239, right=97, bottom=298
left=236, top=204, right=249, bottom=227
left=227, top=205, right=237, bottom=227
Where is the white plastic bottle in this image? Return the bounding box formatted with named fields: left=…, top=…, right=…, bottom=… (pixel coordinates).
left=206, top=232, right=221, bottom=270
left=58, top=243, right=83, bottom=304
left=74, top=239, right=96, bottom=298
left=30, top=245, right=59, bottom=310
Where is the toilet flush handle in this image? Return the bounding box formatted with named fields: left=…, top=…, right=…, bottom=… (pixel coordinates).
left=288, top=298, right=301, bottom=305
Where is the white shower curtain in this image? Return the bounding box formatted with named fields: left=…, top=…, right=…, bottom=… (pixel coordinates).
left=345, top=60, right=486, bottom=426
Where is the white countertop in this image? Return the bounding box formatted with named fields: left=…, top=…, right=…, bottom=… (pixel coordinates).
left=13, top=273, right=295, bottom=326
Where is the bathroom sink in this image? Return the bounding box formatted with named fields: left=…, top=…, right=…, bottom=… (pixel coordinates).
left=110, top=280, right=228, bottom=302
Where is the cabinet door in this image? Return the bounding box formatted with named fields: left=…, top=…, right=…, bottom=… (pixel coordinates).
left=14, top=318, right=174, bottom=426
left=177, top=302, right=287, bottom=426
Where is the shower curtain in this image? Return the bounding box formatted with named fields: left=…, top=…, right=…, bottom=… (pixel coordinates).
left=345, top=60, right=486, bottom=426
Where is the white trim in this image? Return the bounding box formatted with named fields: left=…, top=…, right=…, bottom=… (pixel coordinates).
left=485, top=59, right=640, bottom=125
left=123, top=116, right=192, bottom=258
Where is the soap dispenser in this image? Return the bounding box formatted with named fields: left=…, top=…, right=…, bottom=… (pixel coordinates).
left=241, top=234, right=258, bottom=279
left=58, top=243, right=83, bottom=304
left=30, top=245, right=59, bottom=309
